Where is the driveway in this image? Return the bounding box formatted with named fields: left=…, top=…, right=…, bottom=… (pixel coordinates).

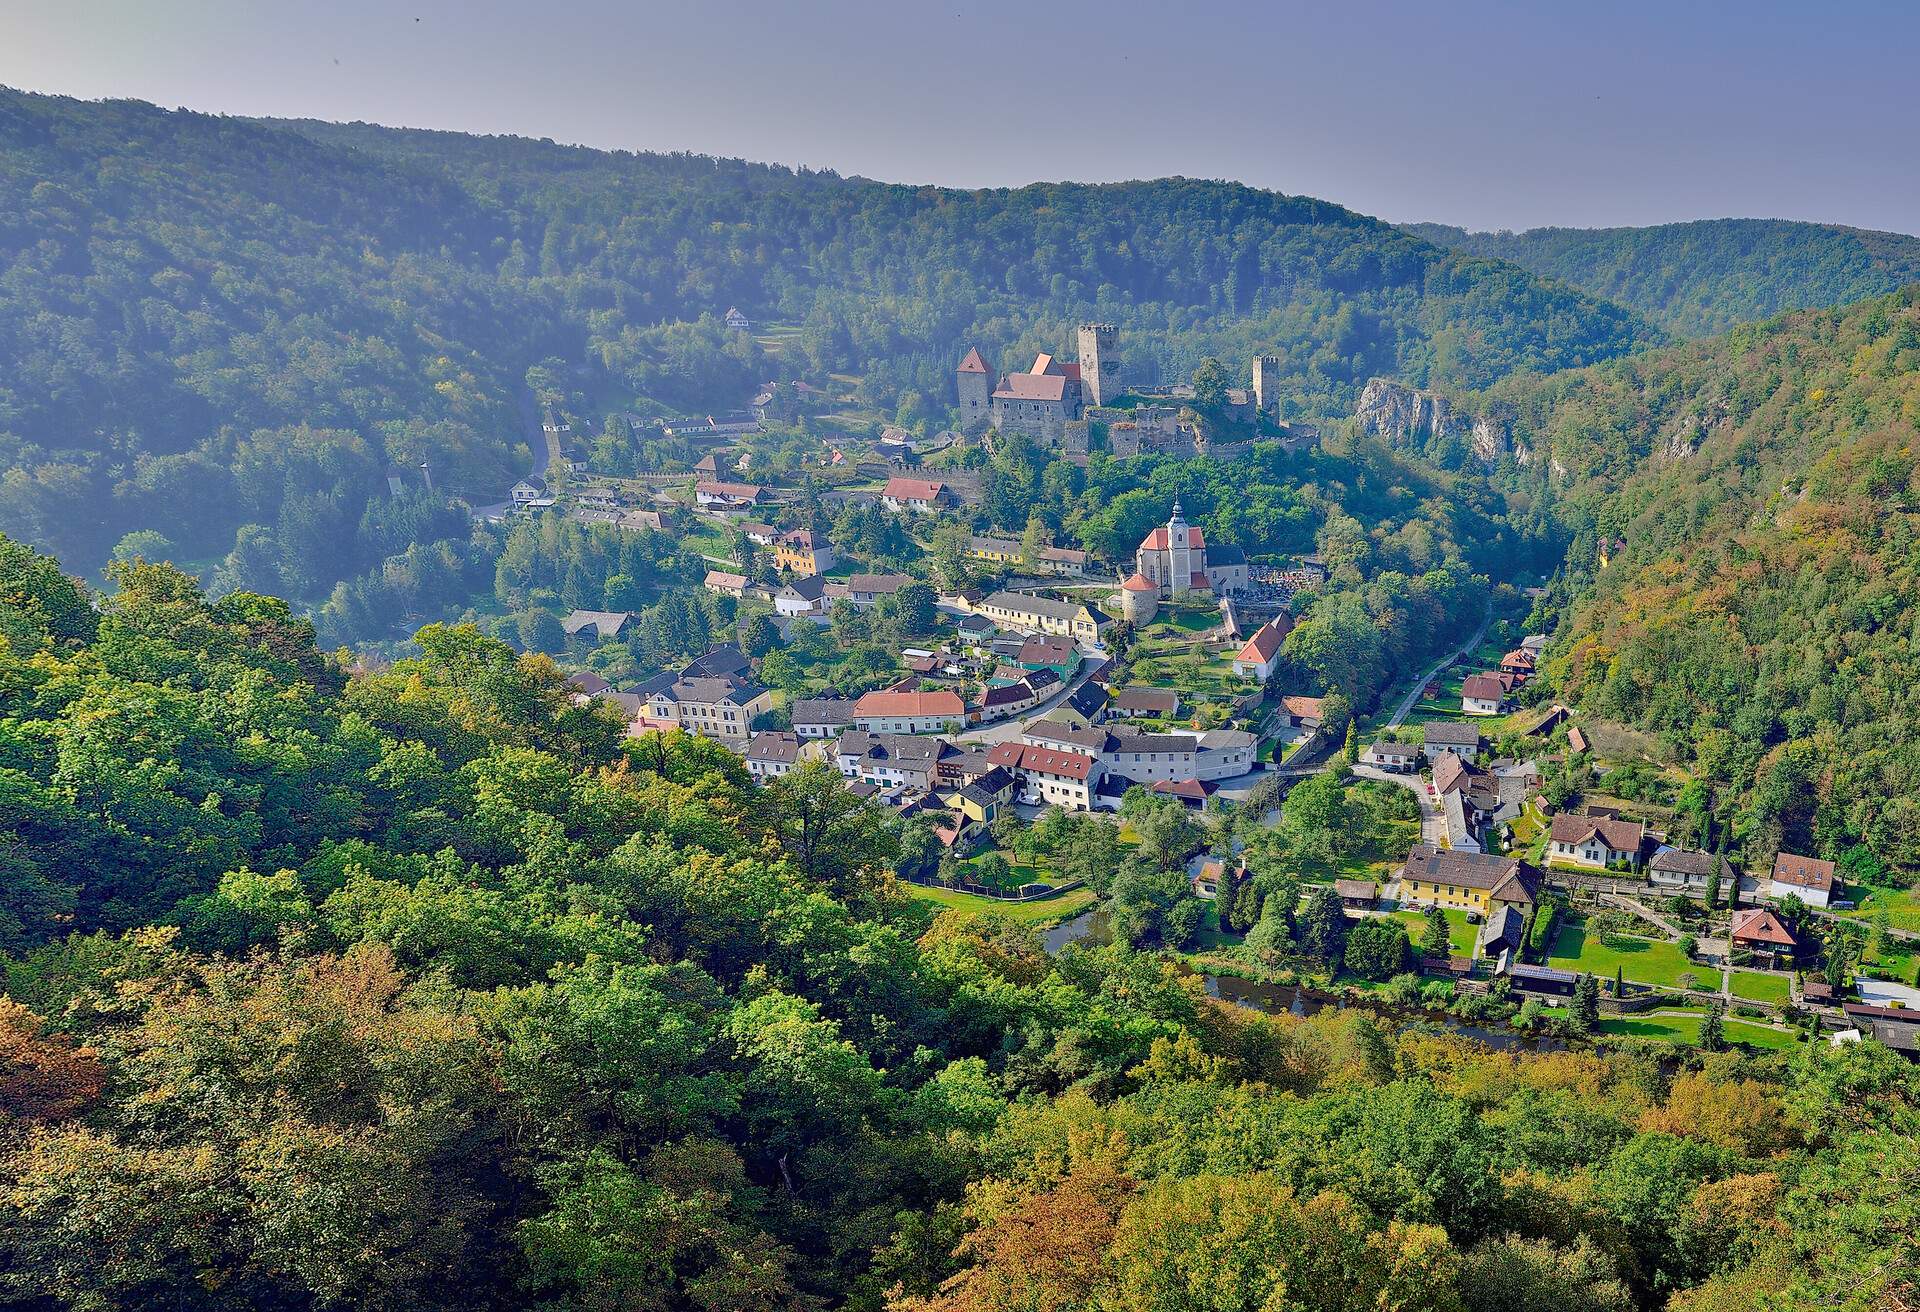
left=1351, top=762, right=1442, bottom=845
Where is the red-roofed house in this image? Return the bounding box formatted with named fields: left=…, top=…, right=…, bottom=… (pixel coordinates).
left=987, top=741, right=1103, bottom=811
left=1730, top=907, right=1801, bottom=964
left=852, top=689, right=965, bottom=734
left=695, top=480, right=764, bottom=509
left=1461, top=673, right=1508, bottom=716
left=880, top=476, right=955, bottom=514
left=1231, top=615, right=1293, bottom=681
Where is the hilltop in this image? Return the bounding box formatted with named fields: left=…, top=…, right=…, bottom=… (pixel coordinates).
left=1486, top=287, right=1920, bottom=867
left=0, top=85, right=1656, bottom=585
left=1409, top=217, right=1920, bottom=337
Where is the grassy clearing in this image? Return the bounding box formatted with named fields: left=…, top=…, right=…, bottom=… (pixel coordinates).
left=1838, top=886, right=1920, bottom=935
left=905, top=883, right=1095, bottom=925
left=1388, top=906, right=1476, bottom=956
left=1728, top=970, right=1794, bottom=1004
left=1548, top=925, right=1704, bottom=989
left=1594, top=1009, right=1799, bottom=1051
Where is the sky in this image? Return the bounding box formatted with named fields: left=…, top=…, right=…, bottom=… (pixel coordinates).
left=3, top=0, right=1917, bottom=235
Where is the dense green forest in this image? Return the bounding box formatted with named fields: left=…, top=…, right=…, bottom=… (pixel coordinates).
left=0, top=86, right=1655, bottom=597
left=1410, top=218, right=1920, bottom=338
left=0, top=535, right=1913, bottom=1311
left=1486, top=287, right=1920, bottom=873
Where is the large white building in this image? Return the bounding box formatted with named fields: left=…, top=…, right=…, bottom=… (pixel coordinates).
left=1132, top=502, right=1248, bottom=597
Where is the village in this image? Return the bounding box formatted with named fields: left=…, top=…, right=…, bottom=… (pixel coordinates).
left=495, top=320, right=1914, bottom=1060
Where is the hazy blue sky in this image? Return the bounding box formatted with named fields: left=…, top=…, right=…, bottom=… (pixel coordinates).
left=4, top=0, right=1916, bottom=234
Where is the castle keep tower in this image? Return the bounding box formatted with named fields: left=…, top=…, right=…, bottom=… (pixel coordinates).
left=1252, top=355, right=1283, bottom=416
left=1076, top=323, right=1120, bottom=407
left=956, top=347, right=992, bottom=433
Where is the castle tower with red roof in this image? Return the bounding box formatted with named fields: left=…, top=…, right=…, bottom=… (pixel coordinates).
left=956, top=347, right=991, bottom=433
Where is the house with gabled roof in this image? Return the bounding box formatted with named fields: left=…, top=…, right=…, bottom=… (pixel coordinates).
left=1770, top=853, right=1838, bottom=908
left=1548, top=812, right=1645, bottom=869
left=1461, top=672, right=1508, bottom=716
left=986, top=741, right=1103, bottom=811
left=852, top=688, right=966, bottom=734
left=1421, top=722, right=1483, bottom=761
left=880, top=476, right=955, bottom=514
left=1397, top=844, right=1540, bottom=918
left=1231, top=616, right=1291, bottom=681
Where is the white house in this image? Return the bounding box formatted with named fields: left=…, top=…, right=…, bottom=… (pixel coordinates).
left=1365, top=741, right=1419, bottom=773
left=1460, top=673, right=1507, bottom=716
left=851, top=689, right=966, bottom=735
left=774, top=574, right=829, bottom=618
left=1231, top=618, right=1288, bottom=682
left=1547, top=813, right=1644, bottom=869
left=1770, top=853, right=1837, bottom=908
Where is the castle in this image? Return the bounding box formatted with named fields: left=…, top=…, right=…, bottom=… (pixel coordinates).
left=956, top=324, right=1117, bottom=441
left=960, top=334, right=1299, bottom=443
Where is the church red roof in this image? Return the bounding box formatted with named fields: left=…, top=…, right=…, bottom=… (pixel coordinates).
left=1138, top=524, right=1207, bottom=551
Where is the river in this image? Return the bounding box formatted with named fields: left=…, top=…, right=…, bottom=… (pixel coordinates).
left=1043, top=908, right=1561, bottom=1052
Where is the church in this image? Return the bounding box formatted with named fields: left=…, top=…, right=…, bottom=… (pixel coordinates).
left=1132, top=502, right=1248, bottom=597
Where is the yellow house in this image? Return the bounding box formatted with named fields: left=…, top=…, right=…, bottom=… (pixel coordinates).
left=773, top=529, right=835, bottom=576
left=1396, top=845, right=1539, bottom=917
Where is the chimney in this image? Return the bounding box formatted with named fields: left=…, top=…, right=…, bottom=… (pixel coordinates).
left=419, top=461, right=433, bottom=492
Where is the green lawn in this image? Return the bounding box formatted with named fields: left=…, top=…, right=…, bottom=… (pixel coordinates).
left=1595, top=1009, right=1799, bottom=1051
left=1389, top=906, right=1475, bottom=957
left=1548, top=925, right=1705, bottom=989
left=1837, top=886, right=1920, bottom=934
left=905, top=883, right=1095, bottom=925
left=1728, top=970, right=1794, bottom=1004
left=956, top=851, right=1058, bottom=894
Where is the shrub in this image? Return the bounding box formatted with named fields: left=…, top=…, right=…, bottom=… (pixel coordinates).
left=1344, top=920, right=1411, bottom=981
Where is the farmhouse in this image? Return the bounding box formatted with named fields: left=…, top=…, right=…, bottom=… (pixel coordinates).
left=1397, top=845, right=1541, bottom=918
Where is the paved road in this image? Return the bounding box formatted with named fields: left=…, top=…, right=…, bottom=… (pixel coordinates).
left=1380, top=595, right=1497, bottom=732
left=470, top=388, right=556, bottom=519
left=1352, top=762, right=1443, bottom=845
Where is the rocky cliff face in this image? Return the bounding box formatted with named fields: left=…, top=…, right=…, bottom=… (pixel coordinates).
left=1353, top=378, right=1514, bottom=464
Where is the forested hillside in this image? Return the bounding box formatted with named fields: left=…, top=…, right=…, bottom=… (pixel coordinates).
left=1410, top=218, right=1920, bottom=337
left=0, top=86, right=1656, bottom=591
left=1488, top=288, right=1920, bottom=872
left=0, top=535, right=1913, bottom=1311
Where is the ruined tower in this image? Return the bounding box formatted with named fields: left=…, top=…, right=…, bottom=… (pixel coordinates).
left=1076, top=323, right=1120, bottom=407
left=1251, top=355, right=1283, bottom=416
